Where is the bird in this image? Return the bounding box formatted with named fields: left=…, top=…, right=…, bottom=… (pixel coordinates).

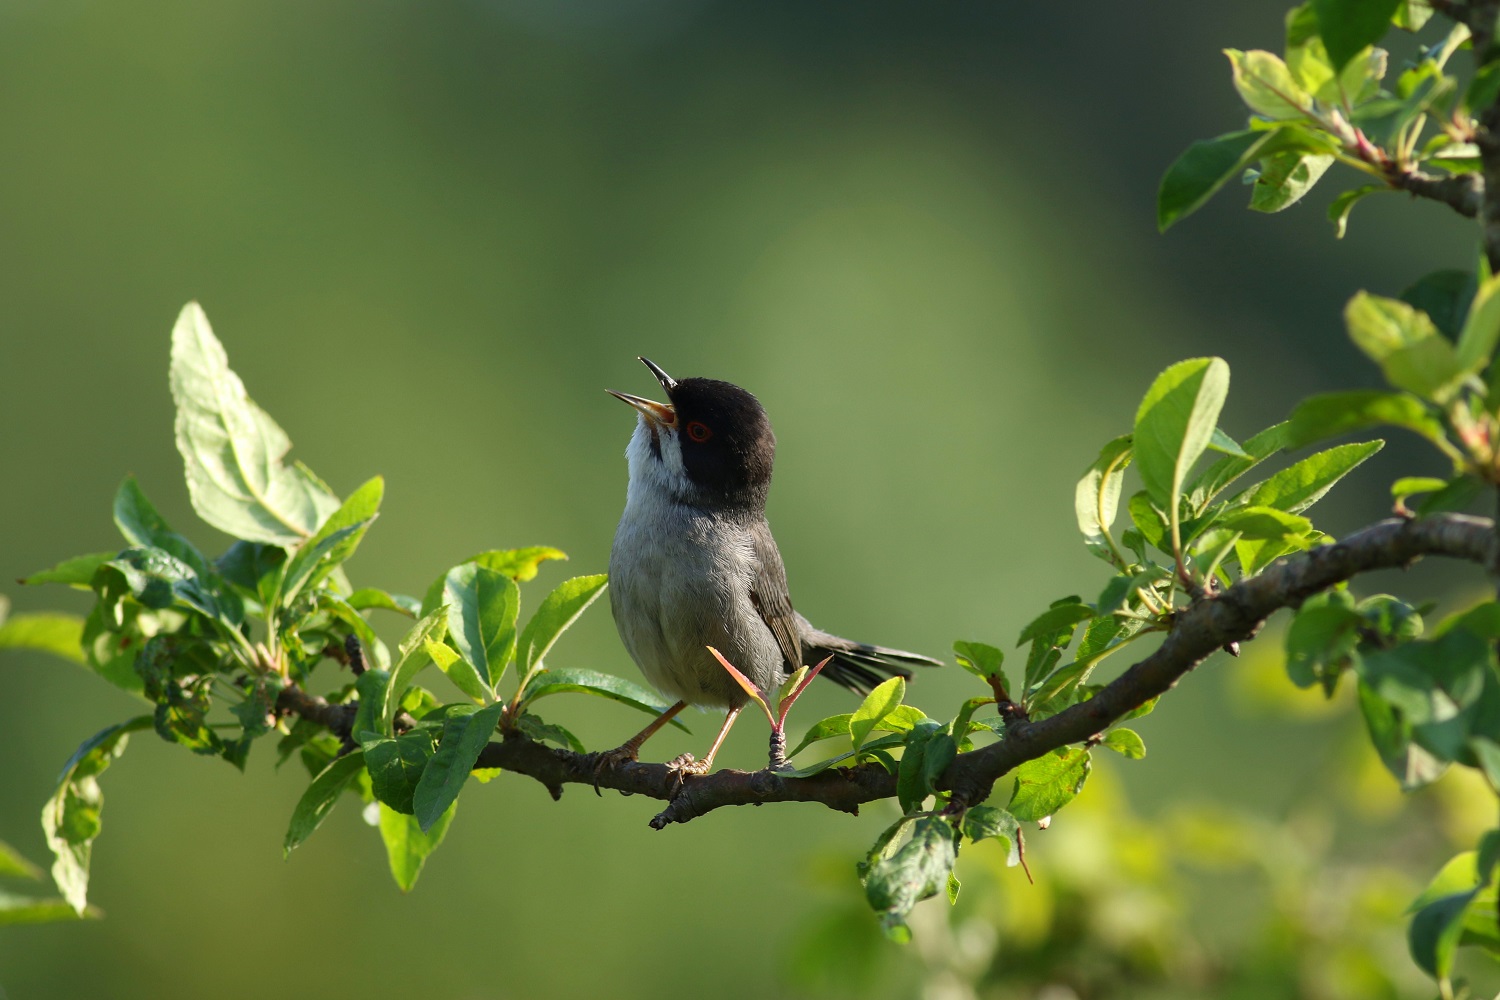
left=600, top=356, right=940, bottom=780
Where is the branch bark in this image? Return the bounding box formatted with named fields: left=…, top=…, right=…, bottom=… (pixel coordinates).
left=277, top=514, right=1496, bottom=830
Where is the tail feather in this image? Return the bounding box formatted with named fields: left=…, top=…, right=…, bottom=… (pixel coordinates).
left=796, top=615, right=942, bottom=696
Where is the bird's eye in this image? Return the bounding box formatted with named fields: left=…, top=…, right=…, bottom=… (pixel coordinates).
left=686, top=421, right=712, bottom=443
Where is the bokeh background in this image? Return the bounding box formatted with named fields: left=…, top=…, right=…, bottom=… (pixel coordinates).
left=1, top=1, right=1496, bottom=997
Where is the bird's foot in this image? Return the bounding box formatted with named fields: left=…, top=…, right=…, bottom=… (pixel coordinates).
left=589, top=744, right=641, bottom=795
left=664, top=753, right=712, bottom=795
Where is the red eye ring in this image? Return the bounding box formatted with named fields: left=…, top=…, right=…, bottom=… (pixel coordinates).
left=686, top=421, right=712, bottom=443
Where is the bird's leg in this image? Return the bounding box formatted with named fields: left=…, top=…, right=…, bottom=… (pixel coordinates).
left=665, top=704, right=743, bottom=789
left=591, top=700, right=689, bottom=789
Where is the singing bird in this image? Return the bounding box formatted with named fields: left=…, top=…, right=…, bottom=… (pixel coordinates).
left=601, top=357, right=939, bottom=778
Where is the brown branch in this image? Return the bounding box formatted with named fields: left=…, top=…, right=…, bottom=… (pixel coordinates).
left=275, top=514, right=1495, bottom=829
left=1391, top=168, right=1483, bottom=219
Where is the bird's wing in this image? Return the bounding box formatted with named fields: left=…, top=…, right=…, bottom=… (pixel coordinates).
left=745, top=519, right=805, bottom=675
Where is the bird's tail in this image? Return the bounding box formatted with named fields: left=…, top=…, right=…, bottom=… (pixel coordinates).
left=796, top=614, right=943, bottom=695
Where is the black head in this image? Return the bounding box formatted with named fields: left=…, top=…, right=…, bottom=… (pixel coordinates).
left=608, top=358, right=776, bottom=510
left=667, top=375, right=776, bottom=507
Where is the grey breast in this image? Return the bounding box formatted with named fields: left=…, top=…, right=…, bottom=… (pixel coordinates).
left=610, top=501, right=784, bottom=709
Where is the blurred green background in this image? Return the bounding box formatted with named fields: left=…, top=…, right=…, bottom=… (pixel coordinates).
left=1, top=1, right=1495, bottom=997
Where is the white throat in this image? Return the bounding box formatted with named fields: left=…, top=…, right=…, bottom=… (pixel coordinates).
left=624, top=416, right=694, bottom=507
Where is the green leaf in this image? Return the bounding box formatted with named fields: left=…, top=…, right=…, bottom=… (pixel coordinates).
left=962, top=805, right=1020, bottom=866
left=20, top=552, right=117, bottom=588
left=1008, top=747, right=1091, bottom=822
left=42, top=716, right=152, bottom=913
left=790, top=714, right=853, bottom=757
left=381, top=609, right=450, bottom=734
left=412, top=702, right=504, bottom=832
left=361, top=731, right=434, bottom=815
left=1158, top=130, right=1274, bottom=232
left=443, top=563, right=519, bottom=693
left=1312, top=0, right=1400, bottom=70
left=864, top=817, right=960, bottom=941
left=347, top=588, right=420, bottom=617
left=1392, top=476, right=1449, bottom=507
left=1127, top=492, right=1168, bottom=553
left=378, top=801, right=455, bottom=893
left=1468, top=61, right=1500, bottom=114
left=1457, top=272, right=1500, bottom=374
left=215, top=541, right=286, bottom=606
left=1403, top=269, right=1477, bottom=341
left=425, top=638, right=488, bottom=705
left=1286, top=592, right=1361, bottom=690
left=281, top=476, right=383, bottom=602
left=1249, top=150, right=1334, bottom=213
left=785, top=733, right=907, bottom=778
left=112, top=475, right=208, bottom=576
left=1017, top=602, right=1095, bottom=646
left=1188, top=423, right=1290, bottom=509
left=519, top=667, right=689, bottom=730
left=0, top=891, right=99, bottom=925
left=513, top=713, right=586, bottom=753
left=169, top=301, right=339, bottom=545
left=1239, top=441, right=1383, bottom=514
left=1225, top=49, right=1313, bottom=118
left=419, top=546, right=569, bottom=616
left=1215, top=505, right=1314, bottom=540
left=850, top=676, right=906, bottom=752
left=1328, top=184, right=1386, bottom=238
left=1100, top=728, right=1146, bottom=759
left=1285, top=390, right=1450, bottom=453
left=0, top=611, right=85, bottom=664
left=1344, top=292, right=1464, bottom=402
left=1074, top=435, right=1132, bottom=564
left=1133, top=358, right=1231, bottom=510
left=0, top=839, right=44, bottom=881
left=516, top=574, right=609, bottom=679
left=283, top=751, right=366, bottom=858
left=952, top=640, right=1005, bottom=682
left=897, top=724, right=955, bottom=813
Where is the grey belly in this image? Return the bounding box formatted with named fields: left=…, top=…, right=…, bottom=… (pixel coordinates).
left=609, top=514, right=785, bottom=709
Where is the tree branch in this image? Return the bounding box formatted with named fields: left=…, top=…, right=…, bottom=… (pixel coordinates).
left=1391, top=168, right=1483, bottom=219
left=276, top=514, right=1495, bottom=829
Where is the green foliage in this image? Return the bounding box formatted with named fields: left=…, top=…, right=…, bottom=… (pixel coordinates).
left=7, top=304, right=640, bottom=905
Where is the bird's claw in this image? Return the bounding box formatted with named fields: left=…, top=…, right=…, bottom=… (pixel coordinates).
left=664, top=753, right=711, bottom=796
left=590, top=745, right=640, bottom=796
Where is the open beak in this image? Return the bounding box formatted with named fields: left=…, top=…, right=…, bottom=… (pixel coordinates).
left=607, top=358, right=678, bottom=426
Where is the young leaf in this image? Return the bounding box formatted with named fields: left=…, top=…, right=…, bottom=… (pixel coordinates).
left=1100, top=728, right=1146, bottom=759
left=1312, top=0, right=1400, bottom=71
left=424, top=638, right=489, bottom=705
left=0, top=612, right=85, bottom=664
left=519, top=667, right=691, bottom=730
left=1248, top=151, right=1334, bottom=213
left=347, top=588, right=421, bottom=617
left=419, top=547, right=568, bottom=615
left=1457, top=272, right=1500, bottom=374
left=850, top=676, right=906, bottom=752
left=1239, top=440, right=1383, bottom=514
left=516, top=574, right=609, bottom=678
left=1328, top=184, right=1386, bottom=238
left=412, top=703, right=504, bottom=833
left=42, top=716, right=152, bottom=914
left=864, top=817, right=960, bottom=942
left=361, top=732, right=435, bottom=815
left=169, top=302, right=340, bottom=545
left=1225, top=49, right=1312, bottom=118
left=283, top=751, right=366, bottom=858
left=113, top=475, right=208, bottom=576
left=1073, top=436, right=1132, bottom=564
left=1284, top=390, right=1451, bottom=454
left=381, top=609, right=449, bottom=734
left=1343, top=292, right=1464, bottom=402
left=1158, top=130, right=1275, bottom=232
left=378, top=801, right=455, bottom=893
left=20, top=553, right=117, bottom=589
left=280, top=476, right=383, bottom=602
left=1017, top=601, right=1094, bottom=646
left=443, top=563, right=519, bottom=693
left=1133, top=358, right=1231, bottom=511
left=962, top=805, right=1020, bottom=866
left=1008, top=747, right=1091, bottom=822
left=952, top=641, right=1005, bottom=683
